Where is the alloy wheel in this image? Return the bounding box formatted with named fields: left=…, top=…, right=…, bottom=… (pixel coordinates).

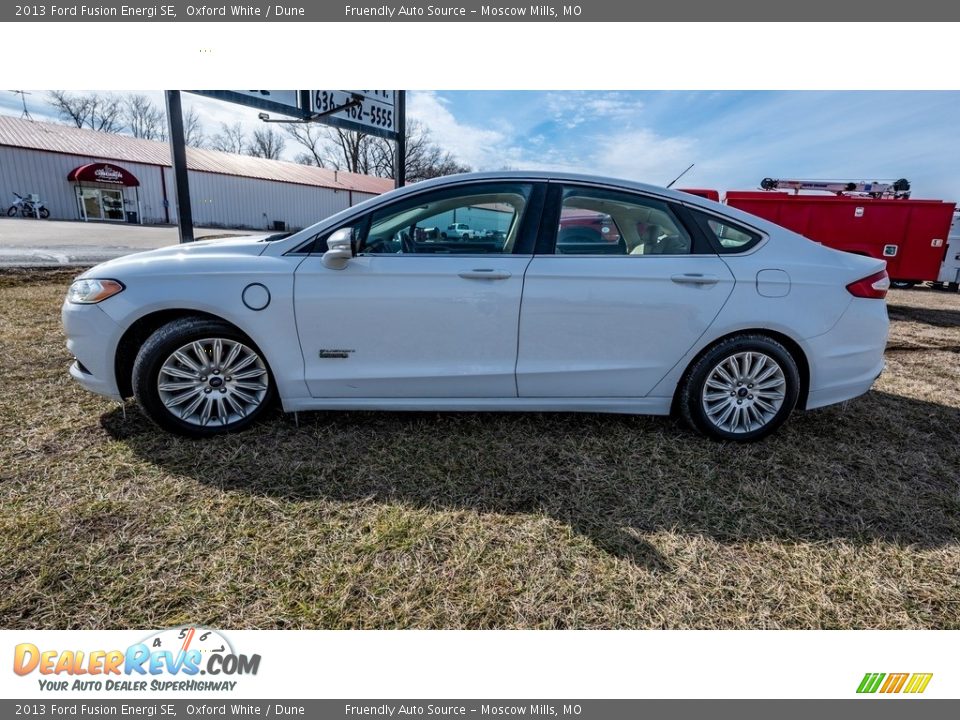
left=157, top=337, right=269, bottom=427
left=700, top=351, right=786, bottom=435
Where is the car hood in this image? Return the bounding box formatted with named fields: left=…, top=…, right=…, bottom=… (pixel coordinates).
left=78, top=234, right=272, bottom=278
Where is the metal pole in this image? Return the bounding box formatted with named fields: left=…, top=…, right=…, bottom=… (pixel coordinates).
left=394, top=90, right=406, bottom=189
left=164, top=90, right=194, bottom=243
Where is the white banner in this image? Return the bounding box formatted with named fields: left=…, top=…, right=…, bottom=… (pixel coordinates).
left=2, top=630, right=954, bottom=699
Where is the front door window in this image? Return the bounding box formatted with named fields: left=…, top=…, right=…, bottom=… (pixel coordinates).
left=360, top=182, right=535, bottom=255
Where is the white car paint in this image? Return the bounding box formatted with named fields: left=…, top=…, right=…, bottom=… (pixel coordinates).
left=516, top=255, right=735, bottom=397
left=294, top=253, right=531, bottom=397
left=62, top=171, right=888, bottom=434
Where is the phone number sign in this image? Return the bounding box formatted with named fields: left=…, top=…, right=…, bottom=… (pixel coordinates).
left=310, top=90, right=398, bottom=137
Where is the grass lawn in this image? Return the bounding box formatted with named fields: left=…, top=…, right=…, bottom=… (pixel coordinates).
left=1, top=269, right=958, bottom=629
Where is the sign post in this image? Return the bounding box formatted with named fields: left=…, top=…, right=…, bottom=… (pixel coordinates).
left=395, top=90, right=406, bottom=188
left=164, top=90, right=194, bottom=243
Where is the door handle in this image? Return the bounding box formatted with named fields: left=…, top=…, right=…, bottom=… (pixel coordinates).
left=671, top=273, right=719, bottom=286
left=458, top=269, right=512, bottom=280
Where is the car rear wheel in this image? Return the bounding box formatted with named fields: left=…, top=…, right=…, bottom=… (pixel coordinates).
left=679, top=335, right=800, bottom=442
left=132, top=317, right=275, bottom=437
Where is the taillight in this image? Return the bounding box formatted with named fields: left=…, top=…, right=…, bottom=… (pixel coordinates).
left=846, top=270, right=890, bottom=299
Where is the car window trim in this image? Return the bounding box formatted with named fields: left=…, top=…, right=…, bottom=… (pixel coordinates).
left=334, top=180, right=547, bottom=258
left=682, top=203, right=769, bottom=255
left=538, top=182, right=719, bottom=257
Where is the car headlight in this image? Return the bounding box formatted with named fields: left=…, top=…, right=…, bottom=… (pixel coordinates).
left=67, top=278, right=125, bottom=304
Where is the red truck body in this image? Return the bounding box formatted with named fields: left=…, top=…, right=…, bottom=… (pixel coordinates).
left=681, top=189, right=956, bottom=283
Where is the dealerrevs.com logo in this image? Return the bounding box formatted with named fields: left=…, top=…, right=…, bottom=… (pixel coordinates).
left=13, top=628, right=261, bottom=692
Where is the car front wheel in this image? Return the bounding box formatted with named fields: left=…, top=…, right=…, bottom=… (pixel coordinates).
left=132, top=317, right=275, bottom=437
left=679, top=335, right=800, bottom=442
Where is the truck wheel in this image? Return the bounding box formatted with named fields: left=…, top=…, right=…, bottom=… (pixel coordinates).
left=132, top=317, right=276, bottom=437
left=679, top=334, right=800, bottom=442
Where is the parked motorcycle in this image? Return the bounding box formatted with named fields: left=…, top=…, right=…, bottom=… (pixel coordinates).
left=6, top=192, right=50, bottom=219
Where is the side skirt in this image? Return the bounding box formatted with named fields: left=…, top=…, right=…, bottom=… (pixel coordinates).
left=279, top=396, right=673, bottom=415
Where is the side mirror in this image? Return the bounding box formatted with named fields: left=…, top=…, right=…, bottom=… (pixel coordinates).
left=322, top=228, right=354, bottom=270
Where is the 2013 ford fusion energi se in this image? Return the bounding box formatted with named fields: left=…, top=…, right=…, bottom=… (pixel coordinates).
left=62, top=172, right=890, bottom=441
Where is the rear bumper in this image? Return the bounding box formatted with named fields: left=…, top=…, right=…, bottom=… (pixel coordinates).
left=803, top=298, right=888, bottom=410
left=805, top=361, right=884, bottom=409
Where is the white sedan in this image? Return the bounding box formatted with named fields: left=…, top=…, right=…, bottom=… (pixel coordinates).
left=62, top=172, right=889, bottom=441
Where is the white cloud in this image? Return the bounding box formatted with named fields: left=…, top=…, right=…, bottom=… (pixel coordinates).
left=407, top=90, right=516, bottom=170
left=544, top=91, right=645, bottom=129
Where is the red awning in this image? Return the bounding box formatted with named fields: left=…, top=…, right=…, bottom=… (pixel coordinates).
left=67, top=162, right=140, bottom=187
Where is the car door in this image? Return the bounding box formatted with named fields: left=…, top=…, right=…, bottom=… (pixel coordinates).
left=516, top=183, right=735, bottom=398
left=294, top=181, right=544, bottom=398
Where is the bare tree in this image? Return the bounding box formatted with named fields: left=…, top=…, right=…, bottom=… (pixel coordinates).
left=328, top=127, right=374, bottom=174
left=286, top=124, right=375, bottom=172
left=283, top=119, right=468, bottom=180
left=209, top=121, right=247, bottom=154
left=124, top=94, right=166, bottom=140
left=371, top=120, right=470, bottom=182
left=283, top=123, right=330, bottom=167
left=47, top=91, right=123, bottom=132
left=247, top=127, right=286, bottom=160
left=182, top=106, right=206, bottom=148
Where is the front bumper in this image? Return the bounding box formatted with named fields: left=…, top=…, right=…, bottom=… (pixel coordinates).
left=61, top=299, right=123, bottom=401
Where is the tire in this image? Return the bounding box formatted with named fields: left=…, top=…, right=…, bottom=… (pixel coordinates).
left=679, top=334, right=800, bottom=442
left=132, top=317, right=276, bottom=437
left=890, top=280, right=917, bottom=289
left=38, top=207, right=49, bottom=219
left=6, top=206, right=17, bottom=217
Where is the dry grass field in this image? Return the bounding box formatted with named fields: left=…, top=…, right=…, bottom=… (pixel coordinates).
left=1, top=269, right=958, bottom=629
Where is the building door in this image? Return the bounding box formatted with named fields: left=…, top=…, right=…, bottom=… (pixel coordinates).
left=101, top=188, right=124, bottom=220
left=76, top=187, right=126, bottom=221
left=77, top=187, right=101, bottom=220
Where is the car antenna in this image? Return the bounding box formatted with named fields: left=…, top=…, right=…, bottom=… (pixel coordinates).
left=666, top=163, right=695, bottom=189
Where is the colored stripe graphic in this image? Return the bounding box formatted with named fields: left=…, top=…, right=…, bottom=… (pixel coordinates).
left=857, top=672, right=932, bottom=694
left=857, top=673, right=885, bottom=693
left=904, top=674, right=933, bottom=694
left=880, top=673, right=909, bottom=693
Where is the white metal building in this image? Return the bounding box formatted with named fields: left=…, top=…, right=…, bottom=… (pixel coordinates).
left=0, top=115, right=393, bottom=231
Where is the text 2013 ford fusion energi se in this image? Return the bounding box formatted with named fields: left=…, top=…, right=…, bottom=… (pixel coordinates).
left=62, top=172, right=890, bottom=441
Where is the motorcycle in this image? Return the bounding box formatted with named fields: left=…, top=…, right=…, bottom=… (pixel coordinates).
left=6, top=192, right=50, bottom=219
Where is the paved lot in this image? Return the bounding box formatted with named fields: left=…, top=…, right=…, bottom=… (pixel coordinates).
left=0, top=218, right=256, bottom=266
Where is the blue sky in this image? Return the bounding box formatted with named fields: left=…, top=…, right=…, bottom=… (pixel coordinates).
left=3, top=90, right=959, bottom=199
left=412, top=91, right=960, bottom=199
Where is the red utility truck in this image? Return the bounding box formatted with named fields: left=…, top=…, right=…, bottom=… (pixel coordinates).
left=681, top=179, right=957, bottom=289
